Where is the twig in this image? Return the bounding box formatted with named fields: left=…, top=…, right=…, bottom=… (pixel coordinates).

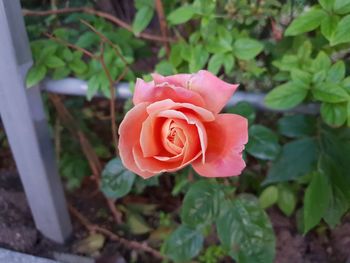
left=98, top=42, right=119, bottom=157
left=23, top=7, right=175, bottom=43
left=80, top=19, right=129, bottom=66
left=48, top=94, right=122, bottom=224
left=155, top=0, right=170, bottom=57
left=45, top=33, right=96, bottom=58
left=68, top=204, right=164, bottom=259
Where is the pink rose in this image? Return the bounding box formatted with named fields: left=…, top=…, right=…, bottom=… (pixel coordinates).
left=118, top=70, right=248, bottom=178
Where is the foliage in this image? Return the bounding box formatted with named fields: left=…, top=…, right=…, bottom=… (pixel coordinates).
left=22, top=0, right=350, bottom=262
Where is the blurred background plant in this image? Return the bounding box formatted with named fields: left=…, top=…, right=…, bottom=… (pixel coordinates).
left=13, top=0, right=350, bottom=262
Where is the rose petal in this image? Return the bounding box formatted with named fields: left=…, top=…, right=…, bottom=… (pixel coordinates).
left=192, top=114, right=248, bottom=177
left=147, top=99, right=215, bottom=122
left=133, top=119, right=201, bottom=173
left=140, top=116, right=166, bottom=157
left=133, top=78, right=205, bottom=107
left=118, top=102, right=157, bottom=178
left=189, top=70, right=239, bottom=113
left=152, top=71, right=238, bottom=113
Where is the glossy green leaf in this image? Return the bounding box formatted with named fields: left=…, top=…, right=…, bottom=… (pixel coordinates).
left=323, top=186, right=348, bottom=228
left=304, top=172, right=331, bottom=233
left=169, top=43, right=183, bottom=67
left=278, top=115, right=317, bottom=138
left=52, top=67, right=70, bottom=80
left=45, top=55, right=65, bottom=68
left=264, top=82, right=308, bottom=110
left=163, top=225, right=203, bottom=262
left=216, top=195, right=275, bottom=263
left=246, top=125, right=281, bottom=160
left=181, top=181, right=223, bottom=228
left=189, top=45, right=209, bottom=72
left=321, top=103, right=347, bottom=127
left=277, top=184, right=296, bottom=216
left=100, top=158, right=136, bottom=199
left=208, top=53, right=226, bottom=75
left=330, top=15, right=350, bottom=46
left=259, top=186, right=279, bottom=209
left=26, top=64, right=47, bottom=88
left=233, top=38, right=264, bottom=60
left=285, top=9, right=326, bottom=36
left=312, top=83, right=349, bottom=103
left=327, top=61, right=346, bottom=83
left=334, top=0, right=350, bottom=14
left=223, top=54, right=235, bottom=74
left=312, top=51, right=331, bottom=72
left=319, top=0, right=334, bottom=11
left=155, top=61, right=174, bottom=75
left=69, top=58, right=87, bottom=74
left=264, top=138, right=318, bottom=184
left=132, top=6, right=154, bottom=34
left=167, top=5, right=195, bottom=25
left=226, top=101, right=256, bottom=125
left=320, top=15, right=339, bottom=41
left=76, top=32, right=99, bottom=48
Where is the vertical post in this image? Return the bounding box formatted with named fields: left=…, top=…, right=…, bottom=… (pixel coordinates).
left=0, top=0, right=72, bottom=243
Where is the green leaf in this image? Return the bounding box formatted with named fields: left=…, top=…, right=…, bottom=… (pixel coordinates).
left=291, top=69, right=311, bottom=88
left=155, top=61, right=174, bottom=75
left=226, top=101, right=256, bottom=125
left=327, top=61, right=346, bottom=83
left=169, top=43, right=183, bottom=67
left=167, top=5, right=195, bottom=25
left=45, top=56, right=65, bottom=68
left=69, top=58, right=87, bottom=74
left=208, top=53, right=226, bottom=75
left=87, top=75, right=100, bottom=100
left=312, top=83, right=349, bottom=103
left=233, top=38, right=264, bottom=60
left=100, top=158, right=136, bottom=199
left=246, top=125, right=281, bottom=160
left=321, top=15, right=339, bottom=41
left=330, top=15, right=350, bottom=45
left=163, top=225, right=203, bottom=262
left=334, top=0, right=350, bottom=14
left=277, top=184, right=296, bottom=216
left=264, top=138, right=318, bottom=184
left=303, top=172, right=331, bottom=233
left=319, top=0, right=334, bottom=11
left=223, top=55, right=235, bottom=74
left=216, top=195, right=275, bottom=263
left=76, top=32, right=99, bottom=48
left=189, top=45, right=209, bottom=73
left=323, top=186, right=348, bottom=228
left=52, top=67, right=70, bottom=80
left=321, top=103, right=347, bottom=127
left=278, top=115, right=317, bottom=138
left=181, top=181, right=223, bottom=228
left=26, top=64, right=47, bottom=88
left=285, top=9, right=326, bottom=36
left=264, top=82, right=308, bottom=110
left=312, top=51, right=331, bottom=72
left=132, top=6, right=154, bottom=34
left=259, top=186, right=279, bottom=209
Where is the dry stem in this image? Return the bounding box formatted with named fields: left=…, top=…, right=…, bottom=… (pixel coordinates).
left=23, top=7, right=175, bottom=43
left=68, top=204, right=164, bottom=260
left=155, top=0, right=170, bottom=57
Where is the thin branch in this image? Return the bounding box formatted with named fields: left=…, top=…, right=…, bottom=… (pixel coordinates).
left=80, top=19, right=129, bottom=66
left=155, top=0, right=170, bottom=57
left=68, top=204, right=164, bottom=260
left=45, top=33, right=96, bottom=58
left=23, top=7, right=175, bottom=43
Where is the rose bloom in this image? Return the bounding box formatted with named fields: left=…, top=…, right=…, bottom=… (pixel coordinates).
left=118, top=70, right=248, bottom=178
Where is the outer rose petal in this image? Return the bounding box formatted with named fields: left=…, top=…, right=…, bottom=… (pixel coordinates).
left=152, top=71, right=238, bottom=113
left=192, top=114, right=248, bottom=177
left=189, top=70, right=239, bottom=113
left=118, top=102, right=157, bottom=178
left=133, top=78, right=204, bottom=107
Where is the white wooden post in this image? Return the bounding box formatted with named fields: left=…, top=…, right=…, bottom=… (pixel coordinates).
left=0, top=0, right=72, bottom=243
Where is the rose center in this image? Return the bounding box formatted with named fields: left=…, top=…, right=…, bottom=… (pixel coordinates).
left=162, top=120, right=186, bottom=155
